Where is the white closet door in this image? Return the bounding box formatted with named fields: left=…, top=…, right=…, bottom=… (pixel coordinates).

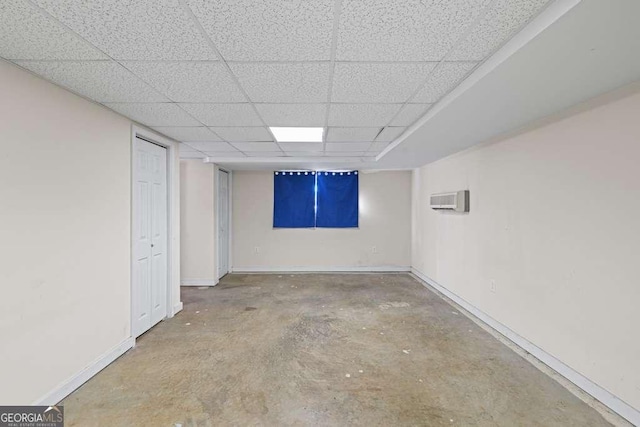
left=133, top=137, right=168, bottom=338
left=218, top=170, right=229, bottom=279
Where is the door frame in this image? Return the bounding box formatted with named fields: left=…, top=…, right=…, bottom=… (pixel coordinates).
left=215, top=166, right=232, bottom=280
left=130, top=125, right=180, bottom=343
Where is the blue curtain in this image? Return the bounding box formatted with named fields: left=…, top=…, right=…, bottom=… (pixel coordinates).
left=316, top=171, right=358, bottom=228
left=273, top=171, right=316, bottom=228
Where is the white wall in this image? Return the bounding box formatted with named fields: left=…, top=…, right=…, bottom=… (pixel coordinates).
left=0, top=60, right=180, bottom=404
left=411, top=88, right=640, bottom=413
left=180, top=160, right=216, bottom=285
left=232, top=170, right=411, bottom=271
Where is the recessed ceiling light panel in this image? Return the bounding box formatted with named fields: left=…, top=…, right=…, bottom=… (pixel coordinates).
left=270, top=127, right=324, bottom=142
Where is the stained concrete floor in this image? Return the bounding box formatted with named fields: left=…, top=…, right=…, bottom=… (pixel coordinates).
left=62, top=274, right=611, bottom=426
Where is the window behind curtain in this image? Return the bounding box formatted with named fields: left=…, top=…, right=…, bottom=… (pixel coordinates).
left=316, top=171, right=358, bottom=228
left=273, top=171, right=316, bottom=228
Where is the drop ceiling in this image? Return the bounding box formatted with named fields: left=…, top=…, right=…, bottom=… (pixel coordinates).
left=379, top=0, right=640, bottom=169
left=0, top=0, right=556, bottom=164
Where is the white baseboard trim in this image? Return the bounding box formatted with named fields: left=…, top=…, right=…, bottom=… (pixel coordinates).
left=232, top=266, right=411, bottom=273
left=411, top=268, right=640, bottom=426
left=172, top=301, right=183, bottom=315
left=33, top=337, right=134, bottom=406
left=181, top=279, right=218, bottom=286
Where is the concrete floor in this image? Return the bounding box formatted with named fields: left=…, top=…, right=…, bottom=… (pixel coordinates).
left=62, top=274, right=611, bottom=426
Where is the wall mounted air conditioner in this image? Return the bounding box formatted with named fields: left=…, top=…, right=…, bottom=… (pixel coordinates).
left=430, top=190, right=469, bottom=212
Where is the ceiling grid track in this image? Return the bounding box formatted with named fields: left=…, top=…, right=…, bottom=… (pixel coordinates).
left=177, top=0, right=285, bottom=157
left=322, top=0, right=344, bottom=154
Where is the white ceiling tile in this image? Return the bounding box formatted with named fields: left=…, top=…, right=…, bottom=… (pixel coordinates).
left=376, top=127, right=406, bottom=142
left=153, top=127, right=221, bottom=142
left=180, top=104, right=262, bottom=126
left=391, top=104, right=432, bottom=126
left=232, top=142, right=281, bottom=152
left=284, top=152, right=325, bottom=157
left=368, top=141, right=391, bottom=152
left=325, top=142, right=372, bottom=152
left=337, top=0, right=490, bottom=61
left=0, top=0, right=106, bottom=60
left=204, top=151, right=247, bottom=158
left=32, top=0, right=218, bottom=60
left=185, top=0, right=334, bottom=61
left=185, top=142, right=238, bottom=152
left=178, top=144, right=200, bottom=152
left=412, top=62, right=478, bottom=103
left=323, top=152, right=370, bottom=157
left=105, top=103, right=200, bottom=126
left=332, top=63, right=436, bottom=103
left=16, top=61, right=166, bottom=102
left=449, top=0, right=551, bottom=61
left=179, top=149, right=202, bottom=156
left=180, top=152, right=206, bottom=159
left=255, top=104, right=326, bottom=127
left=279, top=142, right=324, bottom=152
left=230, top=63, right=331, bottom=103
left=124, top=62, right=245, bottom=102
left=328, top=104, right=401, bottom=127
left=212, top=127, right=272, bottom=141
left=244, top=152, right=287, bottom=157
left=327, top=128, right=380, bottom=142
